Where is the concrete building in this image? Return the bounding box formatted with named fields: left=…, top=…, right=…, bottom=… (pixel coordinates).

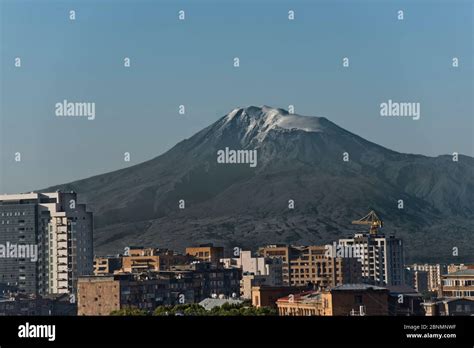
left=338, top=233, right=404, bottom=286
left=251, top=285, right=305, bottom=308
left=221, top=250, right=284, bottom=298
left=185, top=244, right=224, bottom=264
left=387, top=285, right=424, bottom=316
left=168, top=262, right=241, bottom=299
left=78, top=273, right=168, bottom=315
left=120, top=247, right=190, bottom=273
left=408, top=264, right=446, bottom=292
left=423, top=298, right=474, bottom=316
left=0, top=192, right=93, bottom=296
left=78, top=263, right=241, bottom=315
left=447, top=264, right=474, bottom=274
left=258, top=245, right=361, bottom=288
left=440, top=269, right=474, bottom=299
left=0, top=293, right=76, bottom=316
left=221, top=250, right=282, bottom=277
left=93, top=256, right=122, bottom=275
left=405, top=267, right=429, bottom=293
left=276, top=284, right=389, bottom=316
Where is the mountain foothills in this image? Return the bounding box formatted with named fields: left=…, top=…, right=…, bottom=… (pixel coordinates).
left=42, top=106, right=474, bottom=262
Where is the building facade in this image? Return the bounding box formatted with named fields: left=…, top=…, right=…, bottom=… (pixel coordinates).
left=221, top=250, right=284, bottom=298
left=276, top=284, right=389, bottom=316
left=409, top=263, right=446, bottom=292
left=0, top=192, right=93, bottom=296
left=258, top=245, right=361, bottom=288
left=120, top=247, right=190, bottom=273
left=78, top=263, right=241, bottom=315
left=338, top=234, right=404, bottom=286
left=440, top=269, right=474, bottom=299
left=185, top=244, right=224, bottom=264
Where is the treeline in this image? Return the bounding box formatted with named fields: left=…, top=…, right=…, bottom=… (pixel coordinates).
left=110, top=302, right=277, bottom=316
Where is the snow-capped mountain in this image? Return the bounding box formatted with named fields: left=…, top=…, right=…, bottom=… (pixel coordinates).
left=42, top=106, right=474, bottom=262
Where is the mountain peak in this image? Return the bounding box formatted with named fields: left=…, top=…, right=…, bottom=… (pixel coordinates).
left=222, top=105, right=330, bottom=140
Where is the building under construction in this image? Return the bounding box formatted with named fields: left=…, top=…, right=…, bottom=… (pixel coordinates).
left=339, top=210, right=405, bottom=286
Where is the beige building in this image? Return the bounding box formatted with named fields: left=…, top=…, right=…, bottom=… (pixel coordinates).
left=277, top=284, right=389, bottom=316
left=447, top=264, right=474, bottom=274
left=258, top=245, right=361, bottom=288
left=93, top=256, right=122, bottom=275
left=441, top=269, right=474, bottom=299
left=94, top=248, right=190, bottom=275
left=251, top=285, right=303, bottom=308
left=409, top=264, right=446, bottom=292
left=221, top=250, right=283, bottom=298
left=185, top=244, right=224, bottom=264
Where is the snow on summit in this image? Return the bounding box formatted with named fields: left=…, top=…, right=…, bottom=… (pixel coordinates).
left=224, top=106, right=327, bottom=141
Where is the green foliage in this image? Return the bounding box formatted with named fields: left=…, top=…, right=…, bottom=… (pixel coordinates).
left=421, top=290, right=438, bottom=300
left=110, top=306, right=148, bottom=316
left=152, top=302, right=277, bottom=316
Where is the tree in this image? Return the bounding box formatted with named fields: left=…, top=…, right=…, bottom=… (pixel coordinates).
left=110, top=307, right=148, bottom=316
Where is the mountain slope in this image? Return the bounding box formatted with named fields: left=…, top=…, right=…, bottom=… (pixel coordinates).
left=42, top=106, right=474, bottom=262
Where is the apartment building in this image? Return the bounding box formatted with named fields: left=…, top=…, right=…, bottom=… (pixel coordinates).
left=423, top=298, right=474, bottom=316
left=409, top=263, right=446, bottom=292
left=221, top=250, right=283, bottom=298
left=258, top=245, right=361, bottom=288
left=338, top=234, right=404, bottom=286
left=93, top=256, right=122, bottom=275
left=405, top=267, right=429, bottom=293
left=185, top=244, right=224, bottom=264
left=0, top=192, right=93, bottom=296
left=440, top=269, right=474, bottom=299
left=120, top=247, right=190, bottom=273
left=78, top=263, right=241, bottom=315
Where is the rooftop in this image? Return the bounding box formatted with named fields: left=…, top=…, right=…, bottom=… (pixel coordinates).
left=444, top=269, right=474, bottom=277
left=331, top=284, right=387, bottom=291
left=198, top=298, right=243, bottom=311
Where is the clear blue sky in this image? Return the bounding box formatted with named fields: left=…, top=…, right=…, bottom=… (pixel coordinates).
left=1, top=0, right=473, bottom=193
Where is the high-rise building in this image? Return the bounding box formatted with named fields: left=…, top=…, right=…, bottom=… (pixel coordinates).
left=0, top=192, right=93, bottom=296
left=338, top=233, right=404, bottom=286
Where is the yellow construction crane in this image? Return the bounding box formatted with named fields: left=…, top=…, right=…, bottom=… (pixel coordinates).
left=351, top=210, right=383, bottom=235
